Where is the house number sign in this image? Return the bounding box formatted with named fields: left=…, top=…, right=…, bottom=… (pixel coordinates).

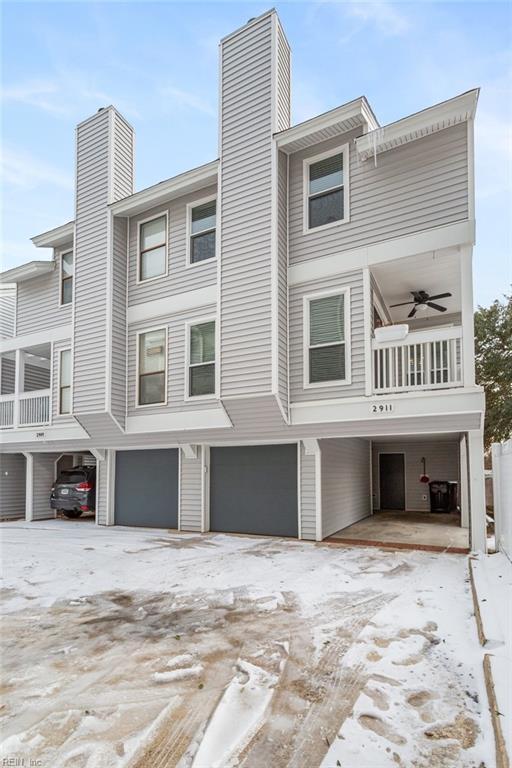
left=371, top=403, right=394, bottom=414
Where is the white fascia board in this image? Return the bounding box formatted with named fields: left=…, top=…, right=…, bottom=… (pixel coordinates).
left=127, top=285, right=217, bottom=325
left=0, top=261, right=55, bottom=284
left=110, top=161, right=219, bottom=217
left=291, top=387, right=485, bottom=426
left=31, top=221, right=75, bottom=248
left=356, top=89, right=479, bottom=161
left=0, top=325, right=72, bottom=354
left=0, top=422, right=90, bottom=445
left=275, top=97, right=379, bottom=151
left=288, top=220, right=475, bottom=287
left=126, top=407, right=232, bottom=434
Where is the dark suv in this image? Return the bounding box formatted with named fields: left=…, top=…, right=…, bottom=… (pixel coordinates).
left=50, top=466, right=96, bottom=518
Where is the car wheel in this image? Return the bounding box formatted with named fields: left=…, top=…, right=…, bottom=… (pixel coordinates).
left=62, top=510, right=83, bottom=519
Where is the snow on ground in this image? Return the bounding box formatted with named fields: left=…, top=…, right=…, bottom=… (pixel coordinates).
left=0, top=519, right=496, bottom=767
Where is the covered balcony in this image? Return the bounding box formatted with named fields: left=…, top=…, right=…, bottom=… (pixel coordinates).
left=0, top=344, right=51, bottom=428
left=370, top=246, right=473, bottom=396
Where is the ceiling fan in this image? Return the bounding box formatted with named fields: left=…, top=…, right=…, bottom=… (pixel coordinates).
left=390, top=290, right=452, bottom=318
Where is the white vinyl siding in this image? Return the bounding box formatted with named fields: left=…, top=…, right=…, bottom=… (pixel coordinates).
left=180, top=450, right=203, bottom=531
left=16, top=252, right=72, bottom=336
left=289, top=123, right=469, bottom=266
left=128, top=185, right=218, bottom=307
left=300, top=445, right=317, bottom=541
left=0, top=454, right=25, bottom=521
left=320, top=438, right=371, bottom=538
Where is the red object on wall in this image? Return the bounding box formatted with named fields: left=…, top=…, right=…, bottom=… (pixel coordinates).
left=420, top=474, right=430, bottom=484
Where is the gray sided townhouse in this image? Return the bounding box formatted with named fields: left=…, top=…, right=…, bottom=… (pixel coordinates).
left=0, top=10, right=486, bottom=549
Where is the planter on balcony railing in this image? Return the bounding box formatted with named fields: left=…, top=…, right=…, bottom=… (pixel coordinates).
left=0, top=389, right=51, bottom=428
left=373, top=327, right=463, bottom=394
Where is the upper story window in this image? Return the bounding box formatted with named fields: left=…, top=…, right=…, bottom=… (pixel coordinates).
left=304, top=146, right=349, bottom=232
left=137, top=328, right=167, bottom=406
left=60, top=251, right=73, bottom=305
left=304, top=289, right=351, bottom=388
left=59, top=349, right=72, bottom=414
left=187, top=319, right=216, bottom=397
left=188, top=198, right=216, bottom=265
left=138, top=215, right=167, bottom=282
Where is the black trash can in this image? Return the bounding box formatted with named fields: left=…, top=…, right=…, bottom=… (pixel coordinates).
left=429, top=480, right=458, bottom=513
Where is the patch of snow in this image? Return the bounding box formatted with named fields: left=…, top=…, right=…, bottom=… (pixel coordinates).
left=166, top=653, right=195, bottom=669
left=191, top=660, right=278, bottom=768
left=153, top=665, right=203, bottom=683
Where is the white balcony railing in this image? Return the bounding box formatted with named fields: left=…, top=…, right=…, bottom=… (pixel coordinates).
left=0, top=389, right=51, bottom=429
left=373, top=327, right=463, bottom=394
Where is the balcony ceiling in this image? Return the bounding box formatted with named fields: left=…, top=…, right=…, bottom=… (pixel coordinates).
left=372, top=248, right=462, bottom=324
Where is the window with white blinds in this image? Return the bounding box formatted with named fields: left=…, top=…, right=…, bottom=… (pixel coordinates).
left=139, top=215, right=167, bottom=281
left=188, top=320, right=216, bottom=397
left=189, top=199, right=216, bottom=264
left=305, top=146, right=348, bottom=230
left=305, top=291, right=350, bottom=386
left=137, top=328, right=167, bottom=405
left=59, top=349, right=72, bottom=414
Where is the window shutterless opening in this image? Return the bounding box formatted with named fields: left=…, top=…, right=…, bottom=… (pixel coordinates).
left=187, top=320, right=216, bottom=397
left=59, top=348, right=72, bottom=414
left=60, top=251, right=73, bottom=305
left=304, top=288, right=351, bottom=388
left=138, top=215, right=167, bottom=282
left=188, top=198, right=216, bottom=265
left=137, top=328, right=167, bottom=406
left=304, top=146, right=349, bottom=232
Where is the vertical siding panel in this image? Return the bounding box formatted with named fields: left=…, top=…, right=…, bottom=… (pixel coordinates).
left=73, top=109, right=133, bottom=415
left=0, top=454, right=26, bottom=520
left=16, top=251, right=72, bottom=336
left=300, top=445, right=317, bottom=540
left=220, top=12, right=290, bottom=397
left=180, top=450, right=202, bottom=531
left=31, top=453, right=58, bottom=520
left=277, top=150, right=289, bottom=414
left=320, top=438, right=371, bottom=538
left=0, top=286, right=16, bottom=339
left=111, top=218, right=128, bottom=427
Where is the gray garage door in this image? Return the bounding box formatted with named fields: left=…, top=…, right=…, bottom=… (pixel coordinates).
left=115, top=449, right=178, bottom=528
left=210, top=445, right=298, bottom=537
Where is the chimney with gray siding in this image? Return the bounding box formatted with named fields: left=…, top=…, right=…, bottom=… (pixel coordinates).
left=219, top=10, right=291, bottom=399
left=72, top=107, right=134, bottom=418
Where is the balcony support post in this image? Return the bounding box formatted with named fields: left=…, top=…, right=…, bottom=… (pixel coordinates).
left=22, top=452, right=33, bottom=522
left=467, top=428, right=486, bottom=552
left=13, top=349, right=25, bottom=428
left=460, top=246, right=475, bottom=387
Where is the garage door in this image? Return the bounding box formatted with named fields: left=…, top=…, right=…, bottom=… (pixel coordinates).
left=115, top=449, right=178, bottom=528
left=210, top=445, right=298, bottom=537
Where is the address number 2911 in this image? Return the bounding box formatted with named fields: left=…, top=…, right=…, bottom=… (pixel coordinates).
left=371, top=403, right=394, bottom=414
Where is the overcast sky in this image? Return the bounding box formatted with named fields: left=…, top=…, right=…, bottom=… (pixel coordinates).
left=2, top=1, right=511, bottom=306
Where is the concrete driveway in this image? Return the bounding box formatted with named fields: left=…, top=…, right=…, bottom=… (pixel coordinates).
left=0, top=520, right=494, bottom=767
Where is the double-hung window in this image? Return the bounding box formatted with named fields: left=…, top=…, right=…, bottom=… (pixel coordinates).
left=305, top=290, right=350, bottom=386
left=305, top=146, right=348, bottom=230
left=139, top=215, right=167, bottom=281
left=138, top=328, right=167, bottom=406
left=61, top=251, right=73, bottom=305
left=188, top=320, right=216, bottom=397
left=59, top=349, right=72, bottom=414
left=189, top=199, right=216, bottom=264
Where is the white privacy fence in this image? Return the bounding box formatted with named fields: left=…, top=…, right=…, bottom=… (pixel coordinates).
left=492, top=439, right=512, bottom=561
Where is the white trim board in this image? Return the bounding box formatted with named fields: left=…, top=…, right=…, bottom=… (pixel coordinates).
left=288, top=220, right=475, bottom=287
left=125, top=407, right=232, bottom=434
left=1, top=325, right=72, bottom=354
left=127, top=285, right=217, bottom=325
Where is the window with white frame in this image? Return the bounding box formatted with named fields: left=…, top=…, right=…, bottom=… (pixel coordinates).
left=59, top=349, right=71, bottom=414
left=305, top=148, right=348, bottom=230
left=138, top=329, right=167, bottom=405
left=139, top=216, right=167, bottom=281
left=61, top=251, right=73, bottom=305
left=189, top=199, right=216, bottom=264
left=306, top=292, right=349, bottom=385
left=188, top=320, right=215, bottom=397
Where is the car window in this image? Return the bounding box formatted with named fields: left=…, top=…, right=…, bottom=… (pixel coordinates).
left=58, top=470, right=87, bottom=484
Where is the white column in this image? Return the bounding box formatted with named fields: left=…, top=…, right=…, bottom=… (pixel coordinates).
left=22, top=452, right=33, bottom=522
left=200, top=445, right=210, bottom=533
left=460, top=246, right=476, bottom=387
left=459, top=435, right=469, bottom=529
left=14, top=349, right=25, bottom=427
left=491, top=443, right=502, bottom=551
left=467, top=430, right=486, bottom=552
left=362, top=267, right=373, bottom=397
